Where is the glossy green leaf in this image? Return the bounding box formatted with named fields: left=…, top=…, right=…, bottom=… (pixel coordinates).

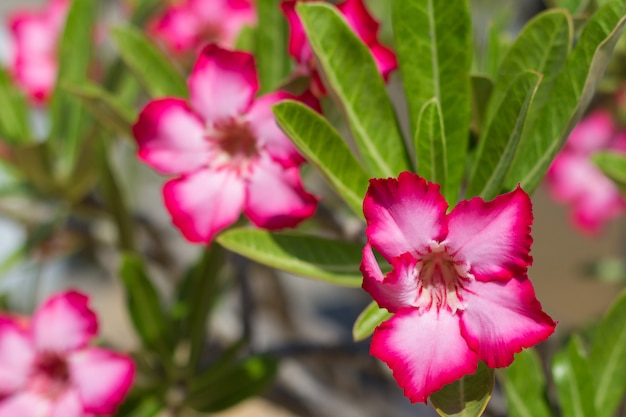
left=505, top=1, right=626, bottom=193
left=552, top=336, right=595, bottom=417
left=297, top=3, right=410, bottom=178
left=0, top=67, right=31, bottom=144
left=113, top=26, right=188, bottom=98
left=352, top=301, right=392, bottom=342
left=273, top=100, right=368, bottom=218
left=504, top=349, right=553, bottom=417
left=393, top=0, right=471, bottom=203
left=466, top=71, right=542, bottom=200
left=592, top=151, right=626, bottom=191
left=431, top=361, right=494, bottom=417
left=590, top=289, right=626, bottom=417
left=414, top=98, right=447, bottom=190
left=217, top=228, right=363, bottom=287
left=256, top=0, right=290, bottom=93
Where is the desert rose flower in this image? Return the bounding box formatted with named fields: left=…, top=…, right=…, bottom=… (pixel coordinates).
left=133, top=45, right=318, bottom=243
left=0, top=290, right=135, bottom=416
left=547, top=110, right=626, bottom=234
left=7, top=0, right=69, bottom=104
left=360, top=172, right=555, bottom=403
left=149, top=0, right=256, bottom=55
left=281, top=0, right=397, bottom=96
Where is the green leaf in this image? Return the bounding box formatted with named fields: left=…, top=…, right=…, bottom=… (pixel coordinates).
left=590, top=289, right=626, bottom=417
left=255, top=0, right=291, bottom=93
left=466, top=71, right=542, bottom=200
left=552, top=336, right=596, bottom=417
left=505, top=2, right=626, bottom=193
left=217, top=228, right=363, bottom=287
left=393, top=0, right=472, bottom=203
left=121, top=397, right=163, bottom=417
left=0, top=67, right=31, bottom=144
left=414, top=98, right=447, bottom=190
left=548, top=0, right=590, bottom=14
left=273, top=100, right=369, bottom=218
left=297, top=3, right=411, bottom=178
left=112, top=26, right=188, bottom=98
left=470, top=74, right=494, bottom=137
left=352, top=301, right=392, bottom=342
left=592, top=151, right=626, bottom=191
left=504, top=349, right=553, bottom=417
left=431, top=361, right=494, bottom=417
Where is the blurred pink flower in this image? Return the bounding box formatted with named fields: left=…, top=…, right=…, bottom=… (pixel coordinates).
left=547, top=110, right=626, bottom=234
left=149, top=0, right=256, bottom=55
left=0, top=290, right=135, bottom=417
left=361, top=172, right=555, bottom=403
left=7, top=0, right=69, bottom=104
left=281, top=0, right=397, bottom=96
left=133, top=45, right=318, bottom=243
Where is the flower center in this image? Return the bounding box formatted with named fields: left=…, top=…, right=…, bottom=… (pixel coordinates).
left=28, top=352, right=71, bottom=400
left=414, top=242, right=473, bottom=314
left=207, top=117, right=259, bottom=175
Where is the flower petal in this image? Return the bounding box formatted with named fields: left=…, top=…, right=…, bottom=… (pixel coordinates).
left=244, top=157, right=317, bottom=229
left=148, top=4, right=200, bottom=54
left=370, top=43, right=398, bottom=81
left=68, top=348, right=134, bottom=415
left=189, top=45, right=258, bottom=125
left=0, top=392, right=51, bottom=417
left=363, top=172, right=448, bottom=261
left=336, top=0, right=379, bottom=45
left=0, top=317, right=35, bottom=396
left=32, top=290, right=98, bottom=353
left=50, top=390, right=85, bottom=417
left=445, top=186, right=533, bottom=281
left=371, top=308, right=479, bottom=403
left=163, top=168, right=245, bottom=243
left=133, top=98, right=209, bottom=175
left=460, top=277, right=556, bottom=368
left=565, top=110, right=615, bottom=154
left=280, top=0, right=313, bottom=63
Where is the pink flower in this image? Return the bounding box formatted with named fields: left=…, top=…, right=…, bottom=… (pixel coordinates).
left=7, top=0, right=69, bottom=104
left=149, top=0, right=256, bottom=55
left=360, top=172, right=555, bottom=403
left=0, top=290, right=135, bottom=417
left=133, top=45, right=318, bottom=243
left=547, top=110, right=626, bottom=234
left=281, top=0, right=397, bottom=96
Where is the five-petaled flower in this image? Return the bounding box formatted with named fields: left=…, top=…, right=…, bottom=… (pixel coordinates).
left=133, top=44, right=318, bottom=243
left=360, top=172, right=556, bottom=403
left=281, top=0, right=397, bottom=96
left=0, top=290, right=135, bottom=416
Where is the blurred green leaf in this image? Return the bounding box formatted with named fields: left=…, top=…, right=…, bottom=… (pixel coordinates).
left=256, top=0, right=291, bottom=93
left=352, top=301, right=391, bottom=342
left=504, top=349, right=553, bottom=417
left=548, top=0, right=590, bottom=15
left=217, top=228, right=363, bottom=287
left=393, top=0, right=471, bottom=203
left=552, top=336, right=595, bottom=417
left=0, top=67, right=31, bottom=144
left=129, top=0, right=163, bottom=26
left=592, top=151, right=626, bottom=191
left=414, top=98, right=447, bottom=191
left=273, top=100, right=368, bottom=218
left=470, top=74, right=494, bottom=136
left=113, top=26, right=188, bottom=98
left=297, top=2, right=411, bottom=178
left=119, top=397, right=163, bottom=417
left=431, top=361, right=494, bottom=417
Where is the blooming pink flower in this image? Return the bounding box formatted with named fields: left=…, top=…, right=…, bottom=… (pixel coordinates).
left=7, top=0, right=69, bottom=104
left=0, top=290, right=135, bottom=417
left=149, top=0, right=256, bottom=55
left=547, top=110, right=626, bottom=234
left=133, top=44, right=318, bottom=243
left=360, top=172, right=555, bottom=403
left=281, top=0, right=397, bottom=96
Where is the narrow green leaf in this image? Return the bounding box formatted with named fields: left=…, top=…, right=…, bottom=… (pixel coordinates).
left=552, top=336, right=596, bottom=417
left=470, top=74, right=494, bottom=137
left=504, top=349, right=553, bottom=417
left=506, top=2, right=626, bottom=193
left=592, top=151, right=626, bottom=192
left=217, top=228, right=363, bottom=287
left=393, top=0, right=472, bottom=203
left=352, top=301, right=392, bottom=342
left=255, top=0, right=291, bottom=93
left=590, top=290, right=626, bottom=417
left=297, top=3, right=410, bottom=178
left=112, top=26, right=188, bottom=98
left=548, top=0, right=590, bottom=14
left=0, top=67, right=31, bottom=144
left=431, top=361, right=494, bottom=417
left=414, top=98, right=447, bottom=191
left=466, top=71, right=542, bottom=200
left=273, top=100, right=369, bottom=218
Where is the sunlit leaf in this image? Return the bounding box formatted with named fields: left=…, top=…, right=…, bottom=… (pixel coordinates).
left=352, top=301, right=391, bottom=342
left=552, top=336, right=595, bottom=417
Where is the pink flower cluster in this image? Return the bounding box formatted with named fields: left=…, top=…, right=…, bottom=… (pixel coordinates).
left=0, top=291, right=134, bottom=417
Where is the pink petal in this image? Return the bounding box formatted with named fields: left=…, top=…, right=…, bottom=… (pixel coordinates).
left=281, top=0, right=313, bottom=63
left=371, top=308, right=479, bottom=403
left=163, top=168, right=246, bottom=243
left=189, top=45, right=258, bottom=125
left=445, top=187, right=533, bottom=281
left=12, top=57, right=57, bottom=103
left=244, top=157, right=317, bottom=229
left=336, top=0, right=379, bottom=45
left=370, top=43, right=398, bottom=81
left=68, top=348, right=134, bottom=415
left=363, top=172, right=448, bottom=261
left=133, top=98, right=209, bottom=175
left=192, top=0, right=257, bottom=47
left=0, top=392, right=51, bottom=417
left=0, top=317, right=35, bottom=396
left=148, top=4, right=201, bottom=54
left=460, top=277, right=556, bottom=368
left=32, top=291, right=98, bottom=353
left=50, top=390, right=84, bottom=417
left=361, top=245, right=420, bottom=313
left=565, top=110, right=616, bottom=154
